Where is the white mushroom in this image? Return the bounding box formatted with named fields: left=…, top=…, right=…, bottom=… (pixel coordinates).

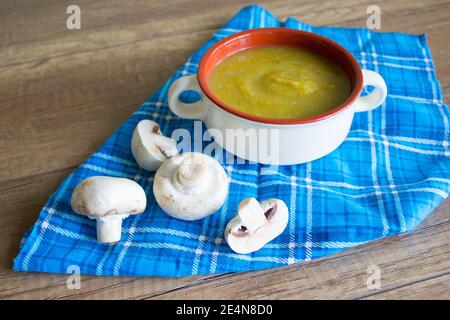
left=225, top=198, right=289, bottom=254
left=153, top=152, right=228, bottom=220
left=131, top=119, right=178, bottom=171
left=71, top=176, right=147, bottom=243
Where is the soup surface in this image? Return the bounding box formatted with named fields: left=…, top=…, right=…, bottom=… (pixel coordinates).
left=209, top=46, right=351, bottom=120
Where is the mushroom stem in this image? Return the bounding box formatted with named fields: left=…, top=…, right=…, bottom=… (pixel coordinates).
left=238, top=197, right=267, bottom=233
left=96, top=216, right=125, bottom=243
left=177, top=155, right=207, bottom=188
left=154, top=152, right=229, bottom=221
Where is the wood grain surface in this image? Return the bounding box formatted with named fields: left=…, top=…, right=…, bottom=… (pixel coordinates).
left=0, top=0, right=449, bottom=300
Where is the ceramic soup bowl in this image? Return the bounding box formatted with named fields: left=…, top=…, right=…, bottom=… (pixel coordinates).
left=168, top=28, right=387, bottom=165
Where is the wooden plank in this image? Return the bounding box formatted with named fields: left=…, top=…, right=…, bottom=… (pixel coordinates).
left=141, top=209, right=450, bottom=300
left=0, top=153, right=448, bottom=298
left=0, top=171, right=447, bottom=299
left=362, top=273, right=450, bottom=300
left=1, top=209, right=448, bottom=299
left=0, top=31, right=214, bottom=181
left=0, top=168, right=74, bottom=269
left=0, top=0, right=449, bottom=181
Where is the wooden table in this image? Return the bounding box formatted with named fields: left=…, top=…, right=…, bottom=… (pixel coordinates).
left=0, top=0, right=449, bottom=300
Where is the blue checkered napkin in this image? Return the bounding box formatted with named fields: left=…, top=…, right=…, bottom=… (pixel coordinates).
left=14, top=5, right=450, bottom=277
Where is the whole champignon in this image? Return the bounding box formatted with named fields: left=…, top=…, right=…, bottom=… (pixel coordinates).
left=131, top=119, right=178, bottom=171
left=225, top=198, right=288, bottom=254
left=153, top=152, right=229, bottom=220
left=71, top=176, right=147, bottom=243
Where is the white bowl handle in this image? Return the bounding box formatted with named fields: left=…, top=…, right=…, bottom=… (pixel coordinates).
left=354, top=69, right=387, bottom=112
left=168, top=74, right=209, bottom=119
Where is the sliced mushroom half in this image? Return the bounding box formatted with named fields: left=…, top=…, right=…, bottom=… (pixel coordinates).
left=131, top=119, right=178, bottom=171
left=225, top=198, right=289, bottom=254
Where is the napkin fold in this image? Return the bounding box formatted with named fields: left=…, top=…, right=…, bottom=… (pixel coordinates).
left=14, top=5, right=450, bottom=277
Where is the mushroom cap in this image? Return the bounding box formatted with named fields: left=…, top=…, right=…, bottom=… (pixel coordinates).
left=71, top=176, right=147, bottom=217
left=131, top=119, right=178, bottom=171
left=225, top=198, right=289, bottom=254
left=153, top=152, right=229, bottom=221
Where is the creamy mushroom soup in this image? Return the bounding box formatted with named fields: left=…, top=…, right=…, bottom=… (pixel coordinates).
left=209, top=46, right=351, bottom=120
